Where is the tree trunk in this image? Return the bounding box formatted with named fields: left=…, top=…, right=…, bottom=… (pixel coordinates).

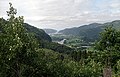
left=103, top=66, right=112, bottom=77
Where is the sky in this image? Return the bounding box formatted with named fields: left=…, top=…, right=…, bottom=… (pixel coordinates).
left=0, top=0, right=120, bottom=30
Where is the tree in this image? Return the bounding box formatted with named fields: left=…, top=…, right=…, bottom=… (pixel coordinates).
left=95, top=26, right=120, bottom=64
left=0, top=3, right=39, bottom=77
left=96, top=26, right=118, bottom=50
left=95, top=26, right=120, bottom=76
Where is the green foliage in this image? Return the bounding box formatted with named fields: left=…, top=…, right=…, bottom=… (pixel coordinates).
left=96, top=26, right=119, bottom=50
left=58, top=23, right=103, bottom=42
left=1, top=3, right=120, bottom=77
left=95, top=26, right=120, bottom=65
left=24, top=23, right=52, bottom=42
left=0, top=3, right=39, bottom=77
left=116, top=60, right=120, bottom=76
left=39, top=41, right=74, bottom=54
left=59, top=21, right=120, bottom=43
left=51, top=34, right=90, bottom=49
left=95, top=26, right=120, bottom=76
left=32, top=49, right=103, bottom=77
left=35, top=49, right=73, bottom=77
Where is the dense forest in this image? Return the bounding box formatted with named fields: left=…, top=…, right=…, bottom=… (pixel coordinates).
left=0, top=3, right=120, bottom=77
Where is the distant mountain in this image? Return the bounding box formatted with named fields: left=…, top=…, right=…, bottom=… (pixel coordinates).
left=59, top=20, right=120, bottom=42
left=44, top=29, right=57, bottom=34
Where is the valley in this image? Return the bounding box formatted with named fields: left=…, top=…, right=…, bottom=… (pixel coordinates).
left=0, top=2, right=120, bottom=77
left=44, top=20, right=120, bottom=51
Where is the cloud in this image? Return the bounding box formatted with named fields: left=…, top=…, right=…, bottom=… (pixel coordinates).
left=0, top=0, right=120, bottom=30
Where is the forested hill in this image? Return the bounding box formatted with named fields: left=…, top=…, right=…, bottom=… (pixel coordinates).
left=24, top=23, right=52, bottom=42
left=0, top=18, right=52, bottom=42
left=58, top=20, right=120, bottom=42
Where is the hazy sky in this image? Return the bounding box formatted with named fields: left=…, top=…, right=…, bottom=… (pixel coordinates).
left=0, top=0, right=120, bottom=30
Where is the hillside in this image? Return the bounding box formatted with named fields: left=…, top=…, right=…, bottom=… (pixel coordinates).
left=0, top=18, right=52, bottom=42
left=24, top=23, right=52, bottom=42
left=58, top=20, right=120, bottom=42
left=24, top=23, right=74, bottom=53
left=44, top=28, right=57, bottom=34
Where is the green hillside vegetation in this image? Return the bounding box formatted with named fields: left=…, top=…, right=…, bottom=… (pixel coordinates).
left=0, top=18, right=72, bottom=55
left=39, top=41, right=74, bottom=54
left=51, top=34, right=92, bottom=50
left=0, top=19, right=52, bottom=42
left=51, top=34, right=85, bottom=49
left=0, top=3, right=120, bottom=77
left=24, top=23, right=52, bottom=42
left=59, top=21, right=120, bottom=42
